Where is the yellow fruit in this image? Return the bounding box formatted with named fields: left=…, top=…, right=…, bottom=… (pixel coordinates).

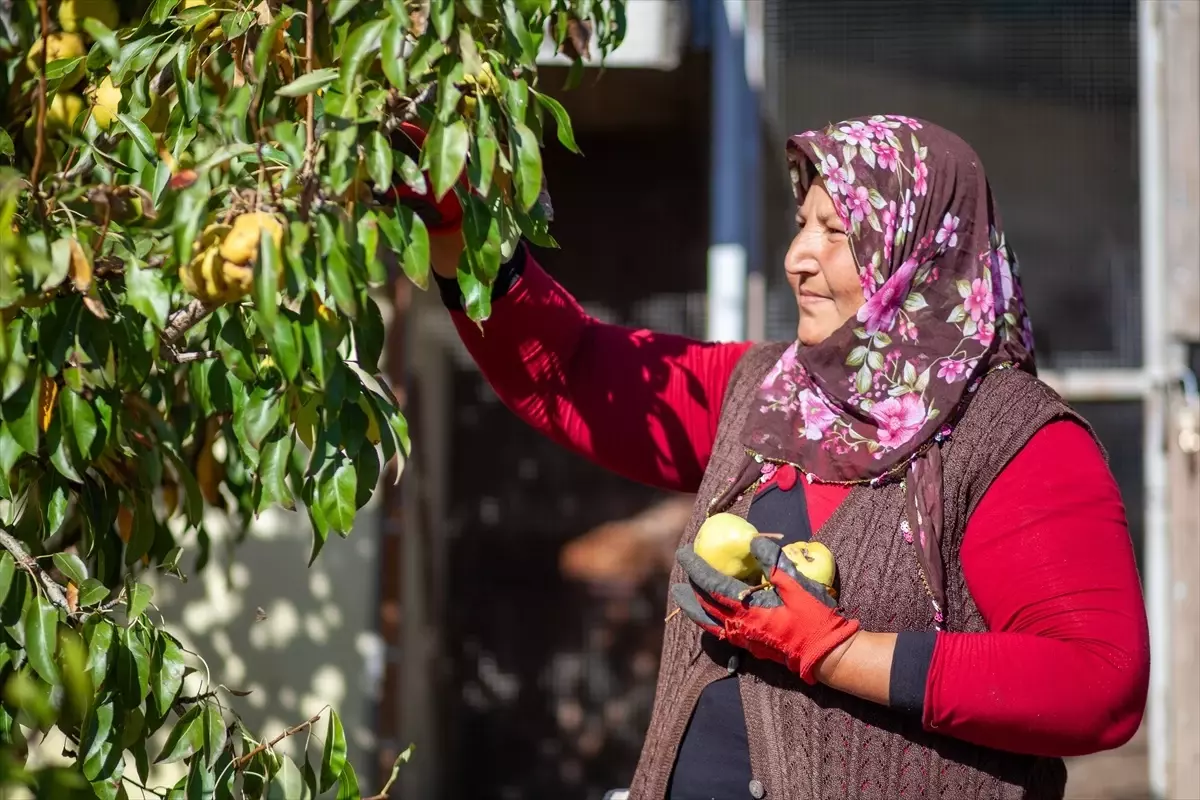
left=219, top=259, right=253, bottom=299
left=781, top=541, right=837, bottom=588
left=694, top=513, right=762, bottom=581
left=184, top=0, right=218, bottom=32
left=46, top=92, right=86, bottom=135
left=219, top=211, right=284, bottom=266
left=26, top=33, right=87, bottom=87
left=87, top=75, right=121, bottom=131
left=58, top=0, right=120, bottom=33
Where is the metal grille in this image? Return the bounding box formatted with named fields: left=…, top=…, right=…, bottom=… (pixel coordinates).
left=759, top=0, right=1141, bottom=370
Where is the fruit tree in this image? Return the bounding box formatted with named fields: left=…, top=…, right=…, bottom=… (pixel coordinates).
left=0, top=0, right=625, bottom=796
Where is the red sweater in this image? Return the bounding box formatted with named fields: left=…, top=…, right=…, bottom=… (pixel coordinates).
left=445, top=252, right=1150, bottom=758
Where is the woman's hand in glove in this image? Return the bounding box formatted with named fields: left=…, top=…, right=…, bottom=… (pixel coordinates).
left=672, top=536, right=861, bottom=685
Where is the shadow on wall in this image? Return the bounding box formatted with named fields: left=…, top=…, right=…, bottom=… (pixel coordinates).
left=141, top=501, right=386, bottom=787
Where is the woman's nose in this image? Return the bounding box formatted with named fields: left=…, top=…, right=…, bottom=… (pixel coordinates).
left=785, top=232, right=820, bottom=276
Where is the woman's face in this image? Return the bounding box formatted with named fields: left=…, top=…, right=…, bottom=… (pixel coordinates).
left=784, top=179, right=865, bottom=346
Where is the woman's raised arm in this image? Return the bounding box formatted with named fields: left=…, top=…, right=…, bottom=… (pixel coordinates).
left=430, top=234, right=752, bottom=494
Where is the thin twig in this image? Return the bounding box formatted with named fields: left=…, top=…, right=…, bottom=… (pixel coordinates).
left=162, top=299, right=215, bottom=346
left=0, top=528, right=71, bottom=612
left=363, top=749, right=412, bottom=800
left=169, top=349, right=221, bottom=364
left=28, top=0, right=50, bottom=213
left=233, top=713, right=323, bottom=770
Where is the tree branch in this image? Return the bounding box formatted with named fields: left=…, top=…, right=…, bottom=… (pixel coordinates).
left=303, top=0, right=315, bottom=167
left=0, top=528, right=71, bottom=612
left=162, top=299, right=216, bottom=347
left=233, top=712, right=323, bottom=770
left=28, top=0, right=50, bottom=213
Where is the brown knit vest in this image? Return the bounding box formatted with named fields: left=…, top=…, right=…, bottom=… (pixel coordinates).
left=629, top=342, right=1088, bottom=800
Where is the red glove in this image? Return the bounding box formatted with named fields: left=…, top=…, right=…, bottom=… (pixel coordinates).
left=380, top=121, right=465, bottom=234
left=672, top=537, right=860, bottom=684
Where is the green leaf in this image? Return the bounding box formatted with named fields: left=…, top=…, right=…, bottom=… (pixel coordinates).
left=158, top=704, right=204, bottom=763
left=124, top=495, right=156, bottom=566
left=203, top=703, right=227, bottom=768
left=366, top=131, right=393, bottom=192
left=0, top=553, right=14, bottom=605
left=86, top=618, right=115, bottom=685
left=533, top=90, right=580, bottom=154
left=187, top=757, right=216, bottom=800
left=276, top=68, right=339, bottom=98
left=502, top=0, right=537, bottom=62
left=337, top=19, right=387, bottom=96
left=116, top=113, right=157, bottom=160
left=329, top=0, right=359, bottom=23
left=119, top=625, right=151, bottom=703
left=335, top=763, right=361, bottom=800
left=127, top=581, right=153, bottom=624
left=511, top=122, right=544, bottom=212
left=255, top=223, right=283, bottom=332
left=502, top=74, right=529, bottom=125
left=257, top=431, right=295, bottom=513
left=2, top=378, right=40, bottom=454
left=47, top=411, right=83, bottom=482
left=318, top=459, right=357, bottom=536
left=378, top=206, right=430, bottom=290
left=0, top=130, right=14, bottom=158
left=25, top=595, right=60, bottom=686
left=425, top=120, right=469, bottom=202
left=52, top=553, right=88, bottom=585
left=78, top=579, right=109, bottom=607
left=126, top=260, right=170, bottom=329
left=221, top=8, right=254, bottom=38
left=381, top=20, right=407, bottom=91
left=319, top=710, right=348, bottom=791
left=431, top=0, right=455, bottom=40
left=268, top=755, right=308, bottom=800
left=243, top=388, right=283, bottom=451
left=217, top=315, right=257, bottom=383
left=325, top=238, right=359, bottom=319
left=266, top=314, right=302, bottom=383
left=81, top=695, right=116, bottom=780
left=62, top=388, right=99, bottom=462
left=46, top=476, right=69, bottom=535
left=149, top=0, right=181, bottom=24
left=353, top=298, right=386, bottom=374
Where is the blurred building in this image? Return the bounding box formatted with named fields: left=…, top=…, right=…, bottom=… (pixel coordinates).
left=379, top=2, right=1200, bottom=799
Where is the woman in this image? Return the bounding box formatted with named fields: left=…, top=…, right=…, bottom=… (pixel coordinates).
left=396, top=116, right=1150, bottom=799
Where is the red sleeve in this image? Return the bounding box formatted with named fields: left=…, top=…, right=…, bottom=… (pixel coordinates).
left=924, top=419, right=1150, bottom=757
left=448, top=253, right=753, bottom=493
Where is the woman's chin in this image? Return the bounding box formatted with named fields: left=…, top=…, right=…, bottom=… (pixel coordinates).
left=797, top=322, right=831, bottom=347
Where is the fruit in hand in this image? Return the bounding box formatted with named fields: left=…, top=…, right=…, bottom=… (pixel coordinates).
left=781, top=541, right=836, bottom=589
left=694, top=513, right=764, bottom=581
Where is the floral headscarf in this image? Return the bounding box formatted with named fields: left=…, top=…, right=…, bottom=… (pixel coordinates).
left=725, top=115, right=1036, bottom=628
